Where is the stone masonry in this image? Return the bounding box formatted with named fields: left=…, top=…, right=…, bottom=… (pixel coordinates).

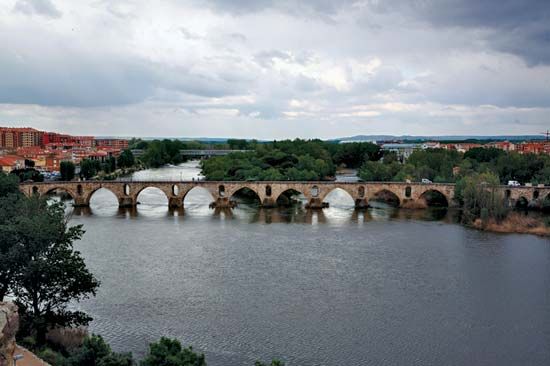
left=19, top=181, right=549, bottom=209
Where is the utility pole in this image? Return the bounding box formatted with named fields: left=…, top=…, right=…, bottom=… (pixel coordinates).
left=540, top=130, right=550, bottom=142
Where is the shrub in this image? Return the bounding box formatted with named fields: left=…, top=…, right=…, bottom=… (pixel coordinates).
left=46, top=327, right=88, bottom=353
left=141, top=337, right=205, bottom=366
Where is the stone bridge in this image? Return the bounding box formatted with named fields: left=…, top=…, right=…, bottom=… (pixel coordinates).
left=18, top=181, right=550, bottom=209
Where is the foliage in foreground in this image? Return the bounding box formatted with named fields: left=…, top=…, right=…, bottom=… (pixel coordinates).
left=0, top=172, right=100, bottom=344
left=141, top=337, right=206, bottom=366
left=34, top=333, right=285, bottom=366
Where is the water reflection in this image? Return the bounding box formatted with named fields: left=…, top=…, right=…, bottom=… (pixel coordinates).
left=72, top=197, right=457, bottom=227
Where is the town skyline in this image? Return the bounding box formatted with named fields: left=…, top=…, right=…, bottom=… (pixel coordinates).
left=0, top=124, right=548, bottom=141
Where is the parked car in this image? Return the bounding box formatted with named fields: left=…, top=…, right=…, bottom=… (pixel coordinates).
left=507, top=180, right=521, bottom=187
left=421, top=178, right=432, bottom=184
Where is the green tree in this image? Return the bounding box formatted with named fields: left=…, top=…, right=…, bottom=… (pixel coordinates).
left=98, top=353, right=135, bottom=366
left=464, top=147, right=505, bottom=163
left=255, top=361, right=285, bottom=366
left=10, top=196, right=100, bottom=344
left=80, top=159, right=101, bottom=179
left=455, top=172, right=508, bottom=224
left=60, top=161, right=76, bottom=181
left=117, top=150, right=135, bottom=169
left=65, top=335, right=134, bottom=366
left=140, top=337, right=205, bottom=366
left=0, top=171, right=20, bottom=197
left=227, top=139, right=249, bottom=150
left=0, top=195, right=22, bottom=300
left=332, top=142, right=381, bottom=168
left=10, top=168, right=44, bottom=182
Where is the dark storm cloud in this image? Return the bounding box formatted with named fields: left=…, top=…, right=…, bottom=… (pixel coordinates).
left=368, top=0, right=550, bottom=65
left=0, top=47, right=247, bottom=108
left=204, top=0, right=550, bottom=64
left=13, top=0, right=62, bottom=18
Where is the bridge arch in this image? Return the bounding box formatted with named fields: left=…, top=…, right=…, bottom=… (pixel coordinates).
left=182, top=186, right=216, bottom=206
left=322, top=187, right=355, bottom=207
left=516, top=196, right=529, bottom=209
left=229, top=186, right=262, bottom=205
left=418, top=189, right=449, bottom=207
left=135, top=186, right=169, bottom=205
left=44, top=186, right=77, bottom=200
left=318, top=184, right=358, bottom=202
left=275, top=188, right=307, bottom=207
left=86, top=187, right=119, bottom=206
left=370, top=189, right=400, bottom=207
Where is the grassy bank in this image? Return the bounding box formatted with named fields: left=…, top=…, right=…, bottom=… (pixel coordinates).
left=472, top=212, right=550, bottom=236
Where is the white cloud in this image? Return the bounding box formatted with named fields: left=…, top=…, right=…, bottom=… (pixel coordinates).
left=0, top=0, right=549, bottom=138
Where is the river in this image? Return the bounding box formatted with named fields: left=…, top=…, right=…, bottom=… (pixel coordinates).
left=60, top=161, right=550, bottom=366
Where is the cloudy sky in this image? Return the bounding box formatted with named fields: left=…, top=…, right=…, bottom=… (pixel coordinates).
left=1, top=0, right=549, bottom=138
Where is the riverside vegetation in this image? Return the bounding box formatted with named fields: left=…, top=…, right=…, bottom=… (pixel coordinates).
left=197, top=140, right=550, bottom=234
left=0, top=172, right=284, bottom=366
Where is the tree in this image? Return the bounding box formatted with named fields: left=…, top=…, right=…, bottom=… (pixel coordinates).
left=255, top=361, right=285, bottom=366
left=227, top=139, right=249, bottom=150
left=9, top=196, right=100, bottom=344
left=60, top=161, right=76, bottom=181
left=464, top=147, right=505, bottom=163
left=140, top=337, right=205, bottom=366
left=332, top=142, right=381, bottom=168
left=455, top=172, right=508, bottom=224
left=98, top=352, right=135, bottom=366
left=0, top=195, right=22, bottom=301
left=0, top=175, right=24, bottom=301
left=65, top=335, right=134, bottom=366
left=0, top=171, right=20, bottom=197
left=117, top=150, right=135, bottom=169
left=80, top=159, right=101, bottom=179
left=10, top=168, right=44, bottom=182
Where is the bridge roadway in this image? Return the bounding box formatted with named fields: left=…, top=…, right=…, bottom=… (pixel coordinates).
left=19, top=181, right=548, bottom=209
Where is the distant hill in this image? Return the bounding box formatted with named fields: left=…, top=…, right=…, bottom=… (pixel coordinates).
left=96, top=135, right=546, bottom=143
left=333, top=135, right=545, bottom=142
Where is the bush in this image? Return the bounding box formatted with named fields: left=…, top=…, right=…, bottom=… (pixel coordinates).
left=98, top=352, right=135, bottom=366
left=46, top=327, right=88, bottom=353
left=255, top=360, right=285, bottom=366
left=37, top=347, right=67, bottom=365
left=480, top=207, right=489, bottom=228
left=141, top=337, right=205, bottom=366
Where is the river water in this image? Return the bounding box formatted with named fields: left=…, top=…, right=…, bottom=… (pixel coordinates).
left=61, top=162, right=550, bottom=366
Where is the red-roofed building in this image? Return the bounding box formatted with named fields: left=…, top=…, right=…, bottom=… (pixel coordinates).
left=516, top=141, right=550, bottom=154
left=487, top=141, right=516, bottom=152
left=0, top=155, right=25, bottom=173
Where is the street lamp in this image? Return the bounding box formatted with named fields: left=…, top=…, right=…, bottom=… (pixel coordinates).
left=13, top=354, right=24, bottom=366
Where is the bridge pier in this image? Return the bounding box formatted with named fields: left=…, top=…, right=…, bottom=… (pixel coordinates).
left=306, top=198, right=329, bottom=209
left=169, top=197, right=183, bottom=209
left=210, top=197, right=237, bottom=209
left=73, top=197, right=89, bottom=207
left=118, top=197, right=136, bottom=208
left=261, top=198, right=277, bottom=208
left=354, top=198, right=369, bottom=209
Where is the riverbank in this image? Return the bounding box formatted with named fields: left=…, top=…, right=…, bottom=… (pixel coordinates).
left=472, top=212, right=550, bottom=236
